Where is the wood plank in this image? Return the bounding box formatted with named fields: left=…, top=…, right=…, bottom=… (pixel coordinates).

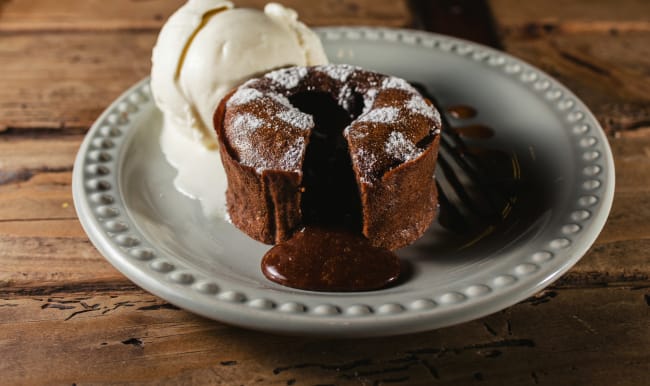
left=0, top=286, right=647, bottom=384
left=3, top=3, right=646, bottom=135
left=566, top=136, right=650, bottom=285
left=0, top=219, right=127, bottom=290
left=609, top=136, right=650, bottom=193
left=0, top=31, right=155, bottom=132
left=0, top=135, right=81, bottom=219
left=4, top=31, right=649, bottom=135
left=0, top=0, right=403, bottom=132
left=0, top=173, right=76, bottom=221
left=0, top=0, right=410, bottom=133
left=0, top=133, right=80, bottom=173
left=488, top=0, right=650, bottom=137
left=496, top=33, right=650, bottom=136
left=489, top=0, right=650, bottom=35
left=562, top=238, right=650, bottom=286
left=0, top=0, right=411, bottom=31
left=0, top=0, right=184, bottom=31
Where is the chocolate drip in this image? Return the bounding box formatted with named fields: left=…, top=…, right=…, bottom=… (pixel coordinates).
left=262, top=227, right=400, bottom=292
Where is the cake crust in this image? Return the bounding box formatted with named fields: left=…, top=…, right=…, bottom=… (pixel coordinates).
left=214, top=64, right=441, bottom=249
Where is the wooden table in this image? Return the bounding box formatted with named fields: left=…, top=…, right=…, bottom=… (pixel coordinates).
left=1, top=1, right=648, bottom=384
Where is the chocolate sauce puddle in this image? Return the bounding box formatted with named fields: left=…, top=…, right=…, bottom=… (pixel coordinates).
left=262, top=227, right=401, bottom=292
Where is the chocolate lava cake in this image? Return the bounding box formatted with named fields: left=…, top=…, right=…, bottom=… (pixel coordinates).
left=214, top=64, right=441, bottom=250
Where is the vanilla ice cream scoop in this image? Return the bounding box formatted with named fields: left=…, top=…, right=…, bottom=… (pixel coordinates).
left=151, top=0, right=328, bottom=149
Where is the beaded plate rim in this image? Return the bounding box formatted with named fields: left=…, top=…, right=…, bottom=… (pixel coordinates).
left=72, top=27, right=615, bottom=337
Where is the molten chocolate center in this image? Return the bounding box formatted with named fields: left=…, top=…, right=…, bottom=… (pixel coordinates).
left=290, top=92, right=362, bottom=230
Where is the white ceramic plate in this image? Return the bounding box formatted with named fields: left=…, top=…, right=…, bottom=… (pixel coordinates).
left=73, top=27, right=614, bottom=337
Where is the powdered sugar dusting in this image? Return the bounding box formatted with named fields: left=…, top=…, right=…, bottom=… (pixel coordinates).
left=337, top=84, right=354, bottom=112
left=353, top=148, right=377, bottom=184
left=240, top=79, right=257, bottom=89
left=381, top=77, right=416, bottom=92
left=230, top=115, right=307, bottom=173
left=362, top=88, right=378, bottom=114
left=225, top=66, right=440, bottom=180
left=407, top=95, right=439, bottom=122
left=228, top=83, right=293, bottom=110
left=385, top=131, right=422, bottom=162
left=277, top=109, right=314, bottom=130
left=280, top=136, right=306, bottom=172
left=344, top=126, right=367, bottom=138
left=269, top=93, right=292, bottom=108
left=228, top=113, right=264, bottom=168
left=227, top=88, right=263, bottom=107
left=232, top=113, right=263, bottom=133
left=358, top=107, right=399, bottom=123
left=265, top=67, right=308, bottom=89
left=320, top=64, right=356, bottom=82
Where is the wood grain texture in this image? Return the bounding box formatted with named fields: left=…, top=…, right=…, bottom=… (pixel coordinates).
left=0, top=134, right=80, bottom=175
left=489, top=0, right=650, bottom=35
left=498, top=33, right=650, bottom=136
left=0, top=0, right=183, bottom=31
left=1, top=1, right=650, bottom=384
left=488, top=0, right=650, bottom=136
left=0, top=32, right=155, bottom=132
left=0, top=0, right=410, bottom=31
left=1, top=287, right=648, bottom=385
left=0, top=218, right=128, bottom=291
left=0, top=0, right=410, bottom=133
